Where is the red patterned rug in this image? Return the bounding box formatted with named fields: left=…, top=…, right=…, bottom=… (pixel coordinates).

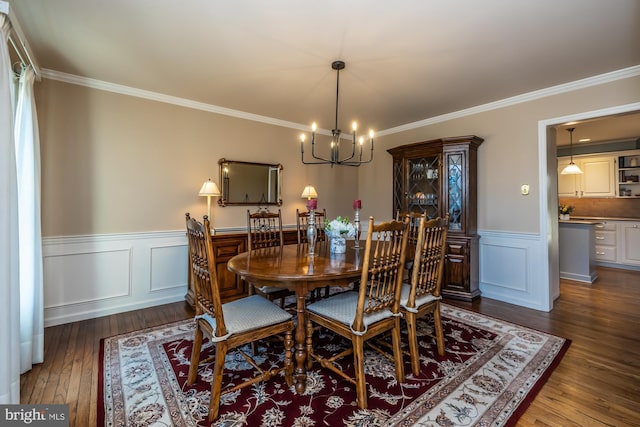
left=99, top=304, right=569, bottom=426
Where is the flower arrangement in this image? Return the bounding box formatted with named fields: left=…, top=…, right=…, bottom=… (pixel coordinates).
left=324, top=216, right=356, bottom=239
left=558, top=205, right=574, bottom=215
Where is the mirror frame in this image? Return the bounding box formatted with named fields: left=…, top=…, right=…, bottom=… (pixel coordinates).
left=218, top=158, right=283, bottom=207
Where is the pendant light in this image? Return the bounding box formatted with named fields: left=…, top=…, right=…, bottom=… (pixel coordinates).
left=560, top=127, right=583, bottom=175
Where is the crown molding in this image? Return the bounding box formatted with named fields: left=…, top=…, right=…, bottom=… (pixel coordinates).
left=378, top=65, right=640, bottom=137
left=40, top=68, right=310, bottom=132
left=42, top=65, right=640, bottom=136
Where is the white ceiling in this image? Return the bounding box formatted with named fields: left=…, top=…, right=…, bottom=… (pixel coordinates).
left=8, top=0, right=640, bottom=140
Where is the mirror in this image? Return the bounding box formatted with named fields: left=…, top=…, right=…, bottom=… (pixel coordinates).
left=218, top=159, right=283, bottom=207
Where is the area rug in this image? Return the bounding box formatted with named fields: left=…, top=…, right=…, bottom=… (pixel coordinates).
left=99, top=304, right=570, bottom=426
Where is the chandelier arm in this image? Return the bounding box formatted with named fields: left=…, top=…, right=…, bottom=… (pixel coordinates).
left=309, top=142, right=332, bottom=163
left=337, top=138, right=357, bottom=163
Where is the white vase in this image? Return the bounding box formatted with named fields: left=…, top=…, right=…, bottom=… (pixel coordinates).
left=330, top=237, right=346, bottom=254
left=559, top=213, right=570, bottom=220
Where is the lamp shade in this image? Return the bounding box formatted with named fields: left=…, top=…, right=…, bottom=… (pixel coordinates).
left=301, top=185, right=318, bottom=199
left=560, top=162, right=583, bottom=175
left=199, top=179, right=221, bottom=196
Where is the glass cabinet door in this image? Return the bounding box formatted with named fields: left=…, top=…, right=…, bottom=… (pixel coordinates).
left=406, top=155, right=440, bottom=218
left=446, top=152, right=464, bottom=230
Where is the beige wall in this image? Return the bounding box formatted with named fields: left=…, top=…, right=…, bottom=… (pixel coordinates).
left=35, top=79, right=359, bottom=236
left=36, top=74, right=640, bottom=237
left=360, top=75, right=640, bottom=234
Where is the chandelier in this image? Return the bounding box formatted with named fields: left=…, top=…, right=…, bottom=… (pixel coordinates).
left=300, top=60, right=374, bottom=167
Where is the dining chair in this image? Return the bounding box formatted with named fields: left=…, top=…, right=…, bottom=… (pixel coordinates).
left=305, top=215, right=410, bottom=409
left=400, top=214, right=449, bottom=376
left=296, top=208, right=329, bottom=300
left=296, top=208, right=327, bottom=244
left=396, top=210, right=425, bottom=277
left=246, top=209, right=293, bottom=307
left=185, top=214, right=294, bottom=421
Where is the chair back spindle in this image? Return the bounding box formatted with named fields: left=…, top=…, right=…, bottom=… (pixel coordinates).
left=406, top=215, right=448, bottom=308
left=185, top=214, right=227, bottom=341
left=353, top=216, right=410, bottom=333
left=247, top=209, right=284, bottom=250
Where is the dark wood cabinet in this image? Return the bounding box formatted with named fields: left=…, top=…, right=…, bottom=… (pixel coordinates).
left=388, top=135, right=483, bottom=301
left=185, top=229, right=298, bottom=307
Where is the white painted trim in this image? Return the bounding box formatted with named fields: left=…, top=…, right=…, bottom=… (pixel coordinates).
left=477, top=230, right=550, bottom=311
left=0, top=1, right=8, bottom=15
left=379, top=66, right=640, bottom=137
left=39, top=69, right=335, bottom=135
left=538, top=102, right=640, bottom=311
left=40, top=65, right=640, bottom=137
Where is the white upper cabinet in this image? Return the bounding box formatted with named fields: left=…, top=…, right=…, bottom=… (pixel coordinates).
left=558, top=155, right=617, bottom=197
left=580, top=156, right=617, bottom=197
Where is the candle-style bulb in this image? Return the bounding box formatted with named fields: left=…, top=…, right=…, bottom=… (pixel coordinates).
left=359, top=136, right=364, bottom=145
left=312, top=122, right=317, bottom=132
left=352, top=122, right=357, bottom=131
left=300, top=134, right=305, bottom=142
left=369, top=130, right=374, bottom=139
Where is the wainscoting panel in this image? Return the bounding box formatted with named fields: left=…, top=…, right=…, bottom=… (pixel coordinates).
left=150, top=244, right=189, bottom=292
left=42, top=228, right=554, bottom=326
left=478, top=230, right=551, bottom=312
left=43, top=248, right=132, bottom=307
left=43, top=231, right=188, bottom=326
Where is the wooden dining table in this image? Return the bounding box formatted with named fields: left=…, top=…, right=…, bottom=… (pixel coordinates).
left=227, top=241, right=364, bottom=394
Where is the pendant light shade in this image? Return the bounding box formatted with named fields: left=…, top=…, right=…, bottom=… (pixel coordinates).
left=560, top=127, right=583, bottom=175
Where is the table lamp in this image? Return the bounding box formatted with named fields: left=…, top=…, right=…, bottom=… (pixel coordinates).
left=301, top=185, right=318, bottom=201
left=199, top=178, right=221, bottom=221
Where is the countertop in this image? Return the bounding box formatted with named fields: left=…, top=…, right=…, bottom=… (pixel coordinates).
left=569, top=216, right=640, bottom=222
left=559, top=219, right=602, bottom=225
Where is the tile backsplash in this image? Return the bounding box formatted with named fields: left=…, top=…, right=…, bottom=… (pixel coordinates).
left=558, top=197, right=640, bottom=219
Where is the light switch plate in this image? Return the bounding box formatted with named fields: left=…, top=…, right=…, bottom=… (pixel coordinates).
left=521, top=184, right=530, bottom=195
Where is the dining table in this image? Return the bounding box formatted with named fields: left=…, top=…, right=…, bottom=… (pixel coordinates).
left=227, top=241, right=364, bottom=394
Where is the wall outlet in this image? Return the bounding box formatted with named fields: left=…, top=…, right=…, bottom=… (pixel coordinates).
left=521, top=184, right=530, bottom=195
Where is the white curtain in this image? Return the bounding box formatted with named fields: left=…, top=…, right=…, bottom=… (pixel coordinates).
left=0, top=12, right=22, bottom=404
left=15, top=65, right=44, bottom=373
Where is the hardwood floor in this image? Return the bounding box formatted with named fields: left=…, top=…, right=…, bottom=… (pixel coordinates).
left=21, top=267, right=640, bottom=426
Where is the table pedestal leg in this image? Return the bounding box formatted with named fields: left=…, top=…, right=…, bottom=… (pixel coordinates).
left=294, top=291, right=307, bottom=394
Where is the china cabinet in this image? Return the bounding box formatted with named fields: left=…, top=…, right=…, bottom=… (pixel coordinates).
left=387, top=135, right=483, bottom=301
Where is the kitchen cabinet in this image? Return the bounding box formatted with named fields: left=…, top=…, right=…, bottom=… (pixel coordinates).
left=617, top=153, right=640, bottom=198
left=388, top=135, right=483, bottom=301
left=588, top=220, right=640, bottom=269
left=558, top=155, right=616, bottom=197
left=620, top=222, right=640, bottom=266
left=594, top=221, right=617, bottom=263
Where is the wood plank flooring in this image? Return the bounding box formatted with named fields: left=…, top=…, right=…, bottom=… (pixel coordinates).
left=21, top=266, right=640, bottom=426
